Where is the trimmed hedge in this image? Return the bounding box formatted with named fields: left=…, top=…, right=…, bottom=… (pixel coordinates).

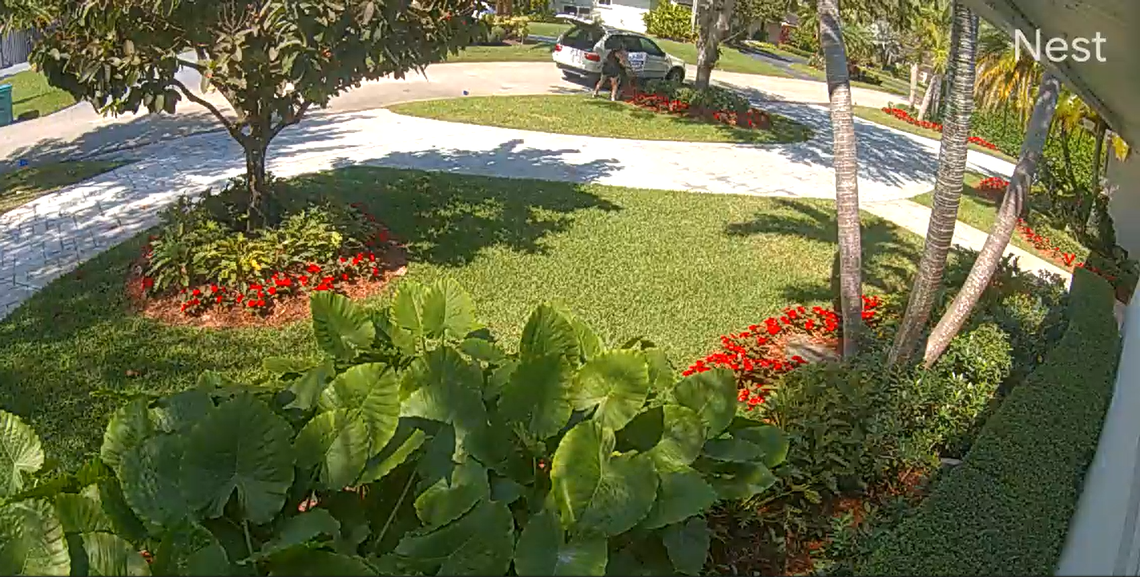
left=861, top=268, right=1122, bottom=576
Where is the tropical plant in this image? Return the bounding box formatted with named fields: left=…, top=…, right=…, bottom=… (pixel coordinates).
left=5, top=0, right=484, bottom=226
left=913, top=0, right=950, bottom=120
left=0, top=281, right=787, bottom=576
left=889, top=0, right=978, bottom=366
left=817, top=0, right=864, bottom=359
left=923, top=71, right=1064, bottom=367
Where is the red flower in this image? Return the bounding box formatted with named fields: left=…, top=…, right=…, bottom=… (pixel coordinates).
left=236, top=294, right=244, bottom=303
left=306, top=263, right=321, bottom=274
left=216, top=295, right=223, bottom=303
left=192, top=288, right=201, bottom=296
left=268, top=287, right=277, bottom=295
left=210, top=284, right=219, bottom=293
left=142, top=277, right=154, bottom=290
left=250, top=283, right=263, bottom=291
left=299, top=275, right=309, bottom=285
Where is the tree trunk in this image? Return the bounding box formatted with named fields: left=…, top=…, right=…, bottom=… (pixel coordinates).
left=916, top=73, right=939, bottom=121
left=1084, top=119, right=1108, bottom=234
left=922, top=72, right=1063, bottom=368
left=818, top=0, right=863, bottom=359
left=694, top=0, right=734, bottom=89
left=889, top=1, right=978, bottom=366
left=908, top=61, right=919, bottom=107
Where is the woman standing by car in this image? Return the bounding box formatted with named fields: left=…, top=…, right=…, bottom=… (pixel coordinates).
left=593, top=37, right=631, bottom=101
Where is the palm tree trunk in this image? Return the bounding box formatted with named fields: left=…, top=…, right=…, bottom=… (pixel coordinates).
left=889, top=1, right=978, bottom=366
left=1084, top=119, right=1107, bottom=234
left=694, top=0, right=734, bottom=89
left=909, top=62, right=919, bottom=107
left=922, top=71, right=1063, bottom=368
left=917, top=73, right=940, bottom=120
left=817, top=0, right=863, bottom=359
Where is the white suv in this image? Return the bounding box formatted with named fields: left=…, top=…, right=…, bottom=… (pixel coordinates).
left=551, top=15, right=686, bottom=84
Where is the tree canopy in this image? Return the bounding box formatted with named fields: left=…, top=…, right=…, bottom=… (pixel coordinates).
left=5, top=0, right=484, bottom=217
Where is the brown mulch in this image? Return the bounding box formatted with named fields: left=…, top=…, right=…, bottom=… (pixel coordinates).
left=125, top=243, right=409, bottom=329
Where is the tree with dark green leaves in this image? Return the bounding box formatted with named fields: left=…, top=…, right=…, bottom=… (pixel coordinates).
left=2, top=0, right=484, bottom=225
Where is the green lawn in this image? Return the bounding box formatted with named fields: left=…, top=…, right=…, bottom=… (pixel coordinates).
left=4, top=69, right=77, bottom=120
left=910, top=171, right=1087, bottom=260
left=0, top=161, right=125, bottom=215
left=389, top=94, right=813, bottom=144
left=653, top=38, right=793, bottom=77
left=0, top=166, right=924, bottom=467
left=742, top=41, right=808, bottom=62
left=789, top=63, right=911, bottom=97
left=444, top=41, right=555, bottom=63
left=528, top=21, right=570, bottom=38
left=853, top=105, right=1019, bottom=163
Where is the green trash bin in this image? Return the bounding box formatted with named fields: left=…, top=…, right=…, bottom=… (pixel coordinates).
left=0, top=84, right=11, bottom=127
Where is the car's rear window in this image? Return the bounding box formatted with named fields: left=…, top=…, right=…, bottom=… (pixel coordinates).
left=562, top=26, right=604, bottom=50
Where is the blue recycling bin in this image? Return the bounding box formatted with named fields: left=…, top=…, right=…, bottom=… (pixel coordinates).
left=0, top=84, right=11, bottom=127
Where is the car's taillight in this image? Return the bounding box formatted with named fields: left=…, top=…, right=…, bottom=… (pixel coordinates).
left=554, top=44, right=562, bottom=51
left=585, top=52, right=600, bottom=61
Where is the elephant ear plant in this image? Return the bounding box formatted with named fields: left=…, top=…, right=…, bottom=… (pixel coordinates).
left=0, top=279, right=787, bottom=576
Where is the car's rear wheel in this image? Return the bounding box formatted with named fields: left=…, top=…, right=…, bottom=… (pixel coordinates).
left=666, top=67, right=685, bottom=83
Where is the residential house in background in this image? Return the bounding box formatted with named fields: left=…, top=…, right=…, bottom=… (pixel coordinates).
left=551, top=0, right=661, bottom=32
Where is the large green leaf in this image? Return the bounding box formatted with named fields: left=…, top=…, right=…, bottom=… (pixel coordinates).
left=413, top=457, right=489, bottom=528
left=393, top=500, right=515, bottom=575
left=182, top=395, right=296, bottom=523
left=80, top=532, right=151, bottom=576
left=568, top=314, right=604, bottom=362
left=701, top=437, right=763, bottom=462
left=519, top=304, right=580, bottom=362
left=283, top=360, right=336, bottom=411
left=671, top=369, right=737, bottom=437
left=311, top=292, right=376, bottom=360
left=152, top=521, right=230, bottom=576
left=422, top=278, right=480, bottom=340
left=514, top=507, right=608, bottom=576
left=390, top=281, right=429, bottom=342
left=296, top=411, right=369, bottom=489
left=732, top=425, right=789, bottom=469
left=647, top=405, right=706, bottom=467
left=298, top=363, right=401, bottom=488
left=55, top=485, right=113, bottom=534
left=498, top=353, right=573, bottom=440
left=149, top=389, right=213, bottom=434
left=640, top=464, right=717, bottom=529
left=572, top=350, right=650, bottom=431
left=0, top=499, right=71, bottom=576
left=100, top=400, right=154, bottom=474
left=459, top=337, right=506, bottom=364
left=401, top=347, right=489, bottom=457
left=644, top=348, right=676, bottom=394
left=118, top=434, right=192, bottom=527
left=550, top=421, right=658, bottom=537
left=0, top=410, right=45, bottom=498
left=359, top=420, right=426, bottom=484
left=257, top=509, right=340, bottom=559
left=662, top=517, right=711, bottom=576
left=707, top=462, right=777, bottom=500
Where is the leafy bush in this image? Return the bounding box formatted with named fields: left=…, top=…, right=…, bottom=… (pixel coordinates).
left=861, top=268, right=1121, bottom=576
left=643, top=79, right=751, bottom=114
left=787, top=22, right=819, bottom=55
left=478, top=15, right=530, bottom=44
left=643, top=1, right=695, bottom=42
left=0, top=281, right=788, bottom=576
left=142, top=179, right=388, bottom=315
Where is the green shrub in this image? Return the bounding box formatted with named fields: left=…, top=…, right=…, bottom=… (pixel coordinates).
left=642, top=79, right=751, bottom=114
left=787, top=21, right=819, bottom=54
left=861, top=268, right=1121, bottom=576
left=644, top=1, right=695, bottom=41
left=0, top=281, right=788, bottom=576
left=478, top=15, right=529, bottom=44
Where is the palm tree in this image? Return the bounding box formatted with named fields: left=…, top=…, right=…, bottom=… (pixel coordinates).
left=817, top=0, right=863, bottom=359
left=914, top=0, right=950, bottom=120
left=889, top=0, right=977, bottom=366
left=694, top=0, right=736, bottom=89
left=974, top=23, right=1042, bottom=122
left=923, top=71, right=1063, bottom=367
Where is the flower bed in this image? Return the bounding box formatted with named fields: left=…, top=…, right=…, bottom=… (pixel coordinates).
left=132, top=185, right=406, bottom=325
left=881, top=106, right=1000, bottom=150
left=978, top=176, right=1009, bottom=192
left=683, top=295, right=883, bottom=409
left=628, top=90, right=773, bottom=130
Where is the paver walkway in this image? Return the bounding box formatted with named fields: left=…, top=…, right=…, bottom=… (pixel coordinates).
left=0, top=62, right=1069, bottom=318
